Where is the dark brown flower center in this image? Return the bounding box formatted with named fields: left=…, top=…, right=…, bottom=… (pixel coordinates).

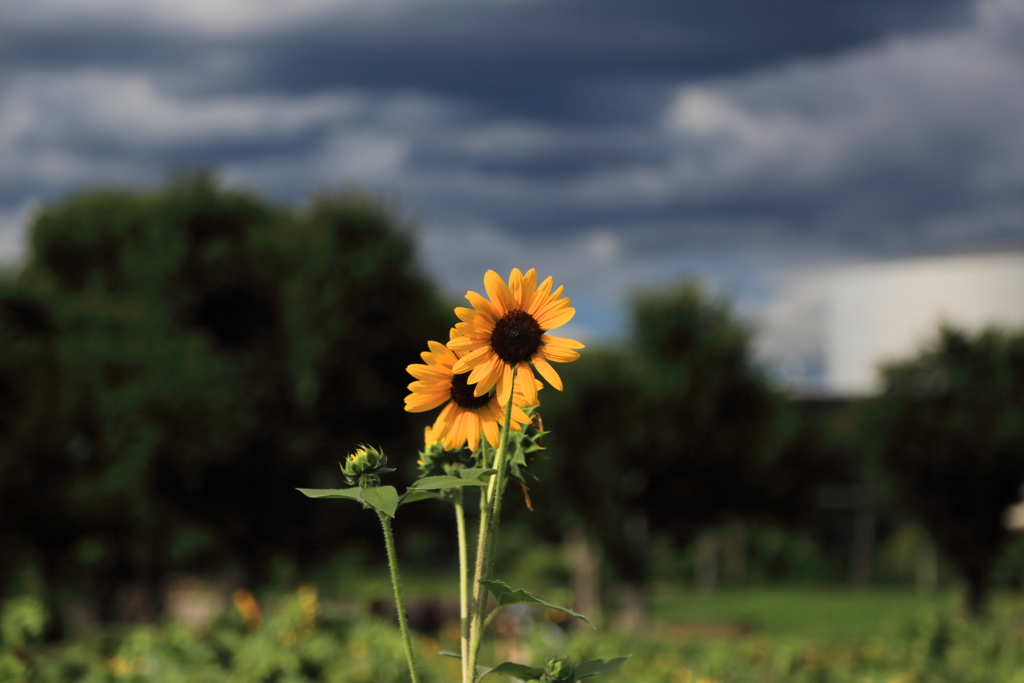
left=450, top=372, right=492, bottom=409
left=490, top=309, right=543, bottom=364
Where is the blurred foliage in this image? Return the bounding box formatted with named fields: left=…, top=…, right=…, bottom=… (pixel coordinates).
left=6, top=587, right=1024, bottom=682
left=530, top=280, right=835, bottom=588
left=871, top=326, right=1024, bottom=617
left=0, top=589, right=450, bottom=683
left=560, top=606, right=1024, bottom=683
left=0, top=173, right=449, bottom=619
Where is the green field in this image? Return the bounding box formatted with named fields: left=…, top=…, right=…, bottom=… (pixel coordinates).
left=6, top=586, right=1024, bottom=682
left=651, top=585, right=989, bottom=642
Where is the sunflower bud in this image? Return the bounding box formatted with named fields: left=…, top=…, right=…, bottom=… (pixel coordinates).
left=418, top=428, right=476, bottom=479
left=540, top=657, right=576, bottom=683
left=341, top=445, right=394, bottom=488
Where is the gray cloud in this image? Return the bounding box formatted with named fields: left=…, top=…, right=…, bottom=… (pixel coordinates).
left=0, top=0, right=1017, bottom=376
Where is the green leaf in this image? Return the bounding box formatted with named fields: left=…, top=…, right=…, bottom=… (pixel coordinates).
left=481, top=580, right=593, bottom=628
left=481, top=662, right=546, bottom=680
left=399, top=490, right=442, bottom=506
left=360, top=486, right=399, bottom=518
left=440, top=651, right=629, bottom=682
left=296, top=487, right=363, bottom=501
left=410, top=475, right=489, bottom=490
left=459, top=468, right=497, bottom=481
left=575, top=656, right=631, bottom=679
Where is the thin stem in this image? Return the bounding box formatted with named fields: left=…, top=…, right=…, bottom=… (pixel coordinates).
left=467, top=366, right=517, bottom=680
left=481, top=607, right=500, bottom=635
left=466, top=470, right=493, bottom=681
left=455, top=489, right=470, bottom=683
left=379, top=510, right=422, bottom=683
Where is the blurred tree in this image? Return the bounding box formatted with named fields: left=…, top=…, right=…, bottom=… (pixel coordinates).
left=873, top=326, right=1024, bottom=617
left=531, top=280, right=826, bottom=625
left=3, top=172, right=449, bottom=618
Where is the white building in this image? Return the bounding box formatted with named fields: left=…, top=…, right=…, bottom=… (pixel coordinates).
left=825, top=251, right=1024, bottom=396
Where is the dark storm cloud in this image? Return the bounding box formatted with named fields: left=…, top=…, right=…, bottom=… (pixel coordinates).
left=0, top=0, right=1020, bottom=361
left=2, top=0, right=970, bottom=123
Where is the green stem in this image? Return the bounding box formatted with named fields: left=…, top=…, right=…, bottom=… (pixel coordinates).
left=467, top=366, right=517, bottom=680
left=482, top=607, right=500, bottom=635
left=455, top=490, right=470, bottom=683
left=379, top=511, right=422, bottom=683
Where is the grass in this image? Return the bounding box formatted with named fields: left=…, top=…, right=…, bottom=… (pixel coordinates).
left=651, top=584, right=1023, bottom=643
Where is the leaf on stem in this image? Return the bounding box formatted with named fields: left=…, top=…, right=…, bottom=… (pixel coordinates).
left=297, top=486, right=402, bottom=518
left=361, top=486, right=399, bottom=518
left=296, top=487, right=363, bottom=501
left=409, top=475, right=489, bottom=490
left=480, top=580, right=593, bottom=628
left=479, top=662, right=546, bottom=680
left=575, top=656, right=631, bottom=679
left=459, top=468, right=497, bottom=481
left=399, top=490, right=442, bottom=506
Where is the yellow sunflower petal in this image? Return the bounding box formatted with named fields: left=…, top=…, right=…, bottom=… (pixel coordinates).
left=465, top=290, right=498, bottom=321
left=448, top=332, right=482, bottom=352
left=481, top=411, right=500, bottom=448
left=407, top=364, right=453, bottom=381
left=517, top=362, right=538, bottom=406
left=536, top=306, right=575, bottom=331
left=406, top=380, right=451, bottom=393
left=541, top=335, right=585, bottom=350
left=452, top=409, right=474, bottom=450
left=526, top=276, right=554, bottom=316
left=467, top=352, right=495, bottom=386
left=517, top=268, right=538, bottom=311
left=455, top=306, right=478, bottom=324
left=470, top=354, right=503, bottom=396
left=496, top=362, right=514, bottom=405
left=508, top=268, right=524, bottom=305
left=404, top=393, right=450, bottom=412
left=452, top=345, right=493, bottom=375
left=531, top=353, right=563, bottom=391
left=427, top=340, right=458, bottom=363
left=510, top=403, right=531, bottom=425
left=539, top=344, right=580, bottom=363
left=432, top=402, right=458, bottom=438
left=465, top=411, right=481, bottom=452
left=442, top=408, right=464, bottom=449
left=484, top=270, right=516, bottom=315
left=531, top=299, right=571, bottom=329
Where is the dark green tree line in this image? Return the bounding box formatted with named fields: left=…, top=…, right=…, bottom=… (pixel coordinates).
left=529, top=281, right=830, bottom=618
left=873, top=326, right=1024, bottom=617
left=0, top=173, right=449, bottom=621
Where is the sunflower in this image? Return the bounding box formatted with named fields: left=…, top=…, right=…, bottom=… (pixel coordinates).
left=405, top=330, right=540, bottom=452
left=447, top=268, right=584, bottom=405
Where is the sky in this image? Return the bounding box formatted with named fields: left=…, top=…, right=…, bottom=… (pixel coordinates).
left=2, top=0, right=1023, bottom=386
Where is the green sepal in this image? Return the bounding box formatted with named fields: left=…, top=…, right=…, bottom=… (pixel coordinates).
left=480, top=580, right=593, bottom=628
left=361, top=486, right=399, bottom=518
left=399, top=490, right=442, bottom=506
left=297, top=487, right=363, bottom=501
left=575, top=656, right=631, bottom=679
left=410, top=475, right=489, bottom=490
